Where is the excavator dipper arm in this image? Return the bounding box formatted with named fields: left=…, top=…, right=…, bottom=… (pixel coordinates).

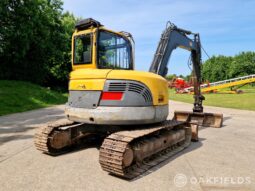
left=149, top=22, right=223, bottom=128
left=149, top=25, right=197, bottom=76
left=149, top=22, right=204, bottom=112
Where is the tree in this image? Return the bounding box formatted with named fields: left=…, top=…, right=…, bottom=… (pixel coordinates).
left=202, top=52, right=255, bottom=82
left=47, top=11, right=77, bottom=88
left=183, top=74, right=191, bottom=82
left=165, top=74, right=177, bottom=81
left=202, top=55, right=233, bottom=82
left=0, top=0, right=77, bottom=88
left=228, top=52, right=255, bottom=78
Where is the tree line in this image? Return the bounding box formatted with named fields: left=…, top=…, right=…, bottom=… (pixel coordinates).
left=166, top=51, right=255, bottom=83
left=202, top=52, right=255, bottom=82
left=0, top=0, right=78, bottom=88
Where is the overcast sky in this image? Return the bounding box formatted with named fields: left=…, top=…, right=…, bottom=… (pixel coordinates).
left=63, top=0, right=255, bottom=75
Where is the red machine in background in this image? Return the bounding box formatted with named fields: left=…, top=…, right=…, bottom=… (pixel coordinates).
left=168, top=77, right=191, bottom=93
left=169, top=74, right=255, bottom=94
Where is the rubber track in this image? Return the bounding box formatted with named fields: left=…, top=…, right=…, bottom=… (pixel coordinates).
left=99, top=120, right=191, bottom=179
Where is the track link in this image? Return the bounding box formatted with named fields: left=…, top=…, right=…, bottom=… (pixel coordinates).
left=35, top=119, right=192, bottom=179
left=99, top=120, right=192, bottom=179
left=34, top=119, right=75, bottom=155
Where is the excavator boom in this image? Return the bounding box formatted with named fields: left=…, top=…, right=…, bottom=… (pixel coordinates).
left=149, top=21, right=223, bottom=128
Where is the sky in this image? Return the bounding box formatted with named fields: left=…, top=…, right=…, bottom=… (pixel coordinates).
left=63, top=0, right=255, bottom=76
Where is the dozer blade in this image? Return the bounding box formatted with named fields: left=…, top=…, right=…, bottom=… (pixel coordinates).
left=173, top=111, right=223, bottom=128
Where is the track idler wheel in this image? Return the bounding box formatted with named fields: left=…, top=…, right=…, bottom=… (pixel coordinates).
left=34, top=119, right=74, bottom=155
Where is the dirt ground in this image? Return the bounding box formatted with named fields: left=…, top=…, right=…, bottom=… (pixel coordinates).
left=0, top=101, right=255, bottom=191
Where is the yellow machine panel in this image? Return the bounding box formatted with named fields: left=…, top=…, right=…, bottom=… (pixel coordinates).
left=69, top=79, right=106, bottom=91
left=107, top=70, right=169, bottom=105
left=69, top=68, right=168, bottom=105
left=69, top=69, right=112, bottom=79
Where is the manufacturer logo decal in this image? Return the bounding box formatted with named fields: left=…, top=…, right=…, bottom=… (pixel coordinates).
left=78, top=84, right=86, bottom=89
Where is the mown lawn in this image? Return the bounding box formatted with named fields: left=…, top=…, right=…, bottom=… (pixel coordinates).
left=169, top=85, right=255, bottom=111
left=0, top=80, right=68, bottom=116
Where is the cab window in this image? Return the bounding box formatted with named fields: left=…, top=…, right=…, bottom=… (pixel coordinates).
left=74, top=34, right=92, bottom=64
left=98, top=31, right=132, bottom=69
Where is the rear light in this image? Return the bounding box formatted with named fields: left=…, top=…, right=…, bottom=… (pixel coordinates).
left=101, top=92, right=123, bottom=100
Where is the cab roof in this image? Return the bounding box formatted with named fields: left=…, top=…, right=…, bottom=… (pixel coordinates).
left=75, top=18, right=103, bottom=31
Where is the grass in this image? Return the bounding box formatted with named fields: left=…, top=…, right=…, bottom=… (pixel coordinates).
left=1, top=80, right=254, bottom=116
left=169, top=85, right=255, bottom=111
left=0, top=80, right=68, bottom=116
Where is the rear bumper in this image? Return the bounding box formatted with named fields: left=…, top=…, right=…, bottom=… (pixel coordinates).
left=65, top=105, right=168, bottom=125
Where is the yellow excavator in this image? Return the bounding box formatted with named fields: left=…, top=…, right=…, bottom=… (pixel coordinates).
left=35, top=18, right=223, bottom=179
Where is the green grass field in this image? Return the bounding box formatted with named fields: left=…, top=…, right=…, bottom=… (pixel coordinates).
left=169, top=85, right=255, bottom=111
left=0, top=80, right=68, bottom=116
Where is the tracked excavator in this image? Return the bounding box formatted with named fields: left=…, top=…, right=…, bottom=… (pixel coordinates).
left=34, top=19, right=223, bottom=179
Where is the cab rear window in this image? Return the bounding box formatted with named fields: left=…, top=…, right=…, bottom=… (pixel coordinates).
left=74, top=34, right=92, bottom=64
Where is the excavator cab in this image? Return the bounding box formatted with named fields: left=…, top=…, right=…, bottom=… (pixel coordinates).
left=72, top=18, right=134, bottom=70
